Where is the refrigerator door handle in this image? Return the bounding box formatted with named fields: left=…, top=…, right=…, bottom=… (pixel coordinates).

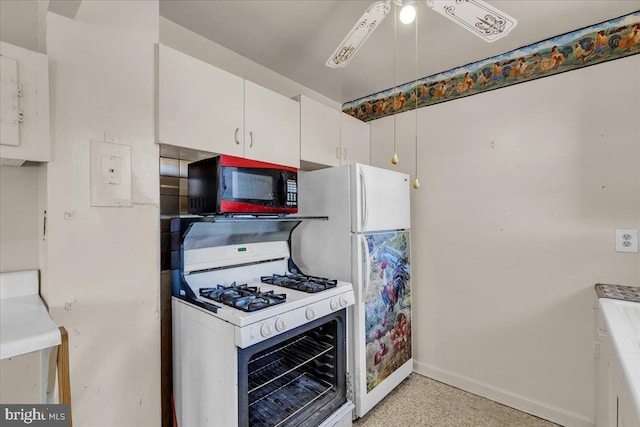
left=360, top=170, right=368, bottom=231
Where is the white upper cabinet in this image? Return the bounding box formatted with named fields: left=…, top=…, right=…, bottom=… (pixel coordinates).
left=157, top=44, right=300, bottom=168
left=340, top=112, right=370, bottom=165
left=297, top=95, right=370, bottom=169
left=244, top=80, right=300, bottom=168
left=157, top=44, right=244, bottom=157
left=298, top=95, right=340, bottom=168
left=0, top=42, right=50, bottom=164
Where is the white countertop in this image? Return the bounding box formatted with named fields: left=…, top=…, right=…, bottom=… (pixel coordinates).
left=599, top=298, right=640, bottom=419
left=0, top=270, right=61, bottom=360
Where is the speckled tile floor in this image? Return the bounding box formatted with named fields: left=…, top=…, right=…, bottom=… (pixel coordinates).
left=353, top=374, right=560, bottom=427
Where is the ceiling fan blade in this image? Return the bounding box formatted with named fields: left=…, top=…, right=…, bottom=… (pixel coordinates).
left=426, top=0, right=517, bottom=42
left=326, top=1, right=391, bottom=68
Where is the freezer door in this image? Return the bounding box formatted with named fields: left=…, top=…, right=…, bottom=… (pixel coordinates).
left=351, top=164, right=410, bottom=233
left=351, top=231, right=413, bottom=417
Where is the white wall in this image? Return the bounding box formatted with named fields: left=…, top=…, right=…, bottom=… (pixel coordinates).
left=0, top=164, right=43, bottom=403
left=370, top=55, right=640, bottom=426
left=0, top=165, right=41, bottom=272
left=159, top=17, right=341, bottom=111
left=0, top=0, right=48, bottom=404
left=42, top=1, right=161, bottom=425
left=0, top=0, right=44, bottom=54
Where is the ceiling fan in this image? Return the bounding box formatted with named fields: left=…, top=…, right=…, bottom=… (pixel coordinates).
left=326, top=0, right=518, bottom=68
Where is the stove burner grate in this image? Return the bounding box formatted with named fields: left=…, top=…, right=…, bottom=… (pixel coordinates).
left=261, top=274, right=337, bottom=293
left=199, top=283, right=286, bottom=312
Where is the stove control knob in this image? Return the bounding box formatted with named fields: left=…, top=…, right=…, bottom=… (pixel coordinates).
left=339, top=295, right=349, bottom=307
left=330, top=298, right=340, bottom=311
left=305, top=307, right=316, bottom=320
left=260, top=322, right=273, bottom=338
left=275, top=317, right=287, bottom=332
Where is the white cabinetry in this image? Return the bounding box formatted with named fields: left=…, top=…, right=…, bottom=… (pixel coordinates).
left=157, top=44, right=300, bottom=168
left=596, top=305, right=618, bottom=427
left=298, top=95, right=340, bottom=168
left=340, top=112, right=370, bottom=165
left=244, top=80, right=299, bottom=168
left=298, top=95, right=370, bottom=169
left=596, top=301, right=640, bottom=427
left=0, top=42, right=50, bottom=164
left=157, top=44, right=244, bottom=157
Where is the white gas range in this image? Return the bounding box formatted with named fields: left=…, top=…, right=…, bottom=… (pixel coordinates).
left=171, top=217, right=355, bottom=427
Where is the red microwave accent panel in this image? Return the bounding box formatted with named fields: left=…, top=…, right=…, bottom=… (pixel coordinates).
left=219, top=155, right=297, bottom=173
left=220, top=200, right=298, bottom=214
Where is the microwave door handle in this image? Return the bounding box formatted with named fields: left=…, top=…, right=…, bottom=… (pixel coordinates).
left=277, top=171, right=287, bottom=206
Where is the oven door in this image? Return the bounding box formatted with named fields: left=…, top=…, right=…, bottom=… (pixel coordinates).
left=237, top=310, right=347, bottom=427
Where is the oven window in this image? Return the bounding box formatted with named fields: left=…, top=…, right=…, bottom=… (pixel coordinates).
left=231, top=170, right=274, bottom=201
left=237, top=314, right=346, bottom=427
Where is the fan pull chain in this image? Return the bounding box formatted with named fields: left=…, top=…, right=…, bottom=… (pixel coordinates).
left=413, top=1, right=420, bottom=189
left=391, top=1, right=399, bottom=166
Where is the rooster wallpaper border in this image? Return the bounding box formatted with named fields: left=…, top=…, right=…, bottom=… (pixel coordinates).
left=342, top=11, right=640, bottom=122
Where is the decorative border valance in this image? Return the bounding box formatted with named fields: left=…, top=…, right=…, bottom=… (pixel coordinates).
left=342, top=11, right=640, bottom=122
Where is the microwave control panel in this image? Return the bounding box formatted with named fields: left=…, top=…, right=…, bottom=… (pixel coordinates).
left=286, top=179, right=297, bottom=207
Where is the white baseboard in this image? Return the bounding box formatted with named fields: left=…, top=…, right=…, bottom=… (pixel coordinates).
left=413, top=360, right=594, bottom=427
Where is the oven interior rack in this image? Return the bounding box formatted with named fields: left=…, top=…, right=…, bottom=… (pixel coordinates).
left=248, top=372, right=333, bottom=427
left=247, top=333, right=336, bottom=427
left=248, top=335, right=333, bottom=393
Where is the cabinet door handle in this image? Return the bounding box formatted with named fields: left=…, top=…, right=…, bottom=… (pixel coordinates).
left=343, top=148, right=347, bottom=160
left=249, top=131, right=254, bottom=148
left=336, top=147, right=340, bottom=159
left=234, top=128, right=240, bottom=145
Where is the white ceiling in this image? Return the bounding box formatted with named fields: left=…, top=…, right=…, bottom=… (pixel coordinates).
left=159, top=0, right=640, bottom=104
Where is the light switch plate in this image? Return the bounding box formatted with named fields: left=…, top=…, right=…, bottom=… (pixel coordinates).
left=90, top=140, right=132, bottom=207
left=615, top=228, right=638, bottom=253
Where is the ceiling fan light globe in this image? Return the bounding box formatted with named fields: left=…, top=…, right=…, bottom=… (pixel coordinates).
left=399, top=4, right=416, bottom=24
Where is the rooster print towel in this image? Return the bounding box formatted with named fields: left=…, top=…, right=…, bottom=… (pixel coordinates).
left=363, top=231, right=411, bottom=393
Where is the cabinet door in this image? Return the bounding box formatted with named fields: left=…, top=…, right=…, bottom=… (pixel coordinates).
left=617, top=383, right=640, bottom=427
left=244, top=80, right=300, bottom=168
left=340, top=113, right=370, bottom=165
left=299, top=95, right=340, bottom=167
left=0, top=42, right=50, bottom=163
left=0, top=55, right=20, bottom=147
left=595, top=312, right=616, bottom=427
left=157, top=44, right=244, bottom=156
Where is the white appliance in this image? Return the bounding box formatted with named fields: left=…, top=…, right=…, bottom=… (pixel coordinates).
left=292, top=164, right=412, bottom=418
left=171, top=217, right=356, bottom=427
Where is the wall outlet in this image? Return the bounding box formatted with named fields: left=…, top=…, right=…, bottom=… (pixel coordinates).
left=615, top=228, right=638, bottom=253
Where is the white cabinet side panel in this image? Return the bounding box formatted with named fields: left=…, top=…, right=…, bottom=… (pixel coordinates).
left=292, top=166, right=352, bottom=281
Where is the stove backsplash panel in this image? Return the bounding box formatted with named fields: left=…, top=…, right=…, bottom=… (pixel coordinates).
left=160, top=157, right=191, bottom=271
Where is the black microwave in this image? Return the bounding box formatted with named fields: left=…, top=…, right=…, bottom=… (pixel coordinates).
left=187, top=155, right=298, bottom=215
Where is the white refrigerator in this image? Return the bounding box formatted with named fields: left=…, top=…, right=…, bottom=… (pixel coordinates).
left=292, top=163, right=412, bottom=418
